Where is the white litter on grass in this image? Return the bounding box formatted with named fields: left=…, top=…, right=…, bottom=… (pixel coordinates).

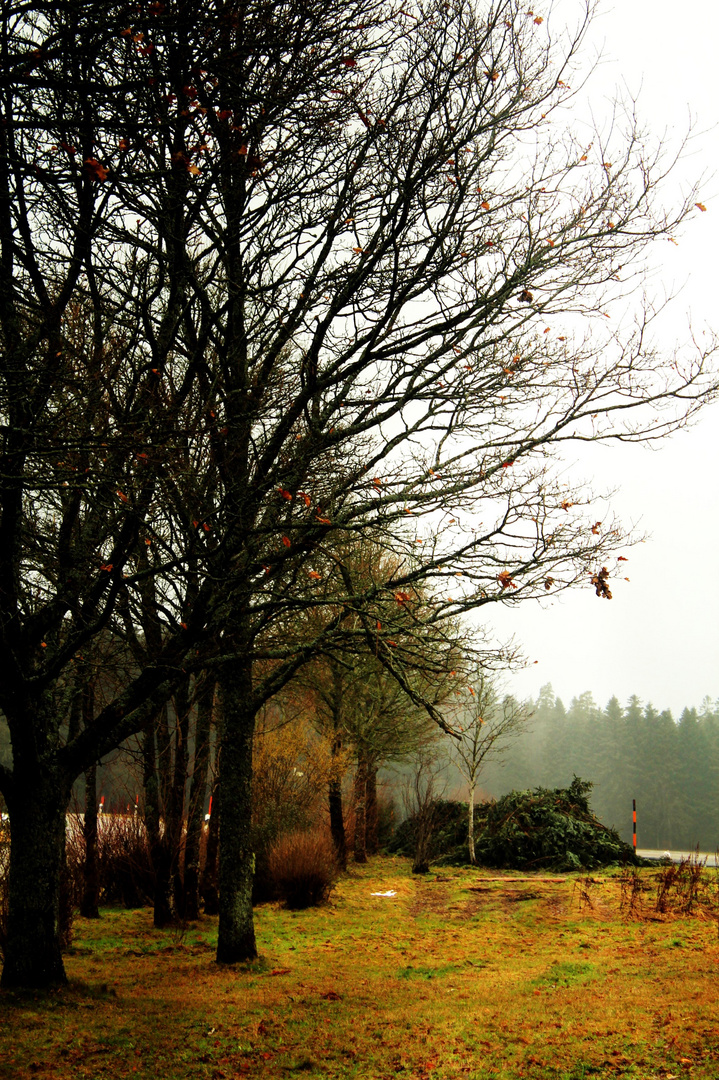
left=370, top=890, right=397, bottom=898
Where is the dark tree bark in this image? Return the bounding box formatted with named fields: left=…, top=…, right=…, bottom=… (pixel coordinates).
left=184, top=675, right=214, bottom=920
left=365, top=762, right=379, bottom=856
left=170, top=676, right=191, bottom=914
left=328, top=773, right=347, bottom=871
left=201, top=768, right=220, bottom=916
left=80, top=680, right=100, bottom=919
left=327, top=669, right=347, bottom=868
left=80, top=762, right=100, bottom=918
left=143, top=706, right=176, bottom=928
left=1, top=770, right=70, bottom=987
left=353, top=754, right=368, bottom=864
left=216, top=657, right=257, bottom=962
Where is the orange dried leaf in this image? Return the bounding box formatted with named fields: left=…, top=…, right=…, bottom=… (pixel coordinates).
left=84, top=158, right=109, bottom=181
left=282, top=536, right=291, bottom=547
left=695, top=202, right=707, bottom=212
left=498, top=569, right=516, bottom=590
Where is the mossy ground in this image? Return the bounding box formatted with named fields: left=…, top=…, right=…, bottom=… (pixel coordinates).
left=2, top=857, right=718, bottom=1079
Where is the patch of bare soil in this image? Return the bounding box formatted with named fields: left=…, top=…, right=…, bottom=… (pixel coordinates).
left=407, top=881, right=451, bottom=917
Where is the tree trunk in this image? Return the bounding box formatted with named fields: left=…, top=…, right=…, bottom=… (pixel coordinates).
left=365, top=763, right=378, bottom=855
left=80, top=678, right=100, bottom=918
left=216, top=657, right=257, bottom=963
left=184, top=675, right=214, bottom=920
left=201, top=770, right=220, bottom=915
left=1, top=774, right=70, bottom=987
left=143, top=707, right=176, bottom=927
left=353, top=754, right=368, bottom=864
left=328, top=724, right=346, bottom=869
left=80, top=762, right=100, bottom=918
left=170, top=676, right=191, bottom=915
left=328, top=776, right=346, bottom=871
left=467, top=784, right=476, bottom=866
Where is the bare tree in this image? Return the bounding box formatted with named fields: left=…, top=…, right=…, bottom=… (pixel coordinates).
left=285, top=540, right=464, bottom=864
left=1, top=0, right=717, bottom=987
left=403, top=748, right=447, bottom=875
left=450, top=674, right=529, bottom=864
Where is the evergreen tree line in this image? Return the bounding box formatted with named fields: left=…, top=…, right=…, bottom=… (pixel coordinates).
left=479, top=685, right=719, bottom=851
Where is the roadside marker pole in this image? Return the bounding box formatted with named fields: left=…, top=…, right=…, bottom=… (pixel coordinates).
left=632, top=799, right=637, bottom=853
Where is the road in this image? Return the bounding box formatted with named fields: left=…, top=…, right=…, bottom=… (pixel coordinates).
left=637, top=848, right=718, bottom=866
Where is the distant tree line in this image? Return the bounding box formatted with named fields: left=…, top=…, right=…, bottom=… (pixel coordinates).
left=480, top=685, right=719, bottom=851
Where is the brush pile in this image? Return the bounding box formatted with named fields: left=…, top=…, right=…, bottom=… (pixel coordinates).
left=388, top=778, right=636, bottom=871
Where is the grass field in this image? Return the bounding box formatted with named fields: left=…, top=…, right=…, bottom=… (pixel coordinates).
left=1, top=856, right=718, bottom=1080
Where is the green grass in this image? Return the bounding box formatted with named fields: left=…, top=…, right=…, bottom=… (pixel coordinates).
left=1, top=857, right=719, bottom=1079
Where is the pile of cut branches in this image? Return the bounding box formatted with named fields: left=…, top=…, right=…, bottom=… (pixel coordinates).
left=472, top=779, right=635, bottom=871
left=388, top=779, right=636, bottom=871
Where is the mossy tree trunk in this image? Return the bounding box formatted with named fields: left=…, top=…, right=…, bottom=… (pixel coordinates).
left=1, top=767, right=70, bottom=987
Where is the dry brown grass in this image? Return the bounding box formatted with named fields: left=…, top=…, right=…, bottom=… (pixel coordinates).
left=1, top=857, right=718, bottom=1080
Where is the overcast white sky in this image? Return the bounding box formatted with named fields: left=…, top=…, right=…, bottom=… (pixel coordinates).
left=482, top=0, right=719, bottom=717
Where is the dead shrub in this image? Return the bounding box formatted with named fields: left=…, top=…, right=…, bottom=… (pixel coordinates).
left=619, top=859, right=644, bottom=919
left=97, top=813, right=153, bottom=907
left=574, top=874, right=595, bottom=913
left=252, top=714, right=342, bottom=902
left=267, top=830, right=338, bottom=909
left=67, top=812, right=154, bottom=909
left=655, top=852, right=706, bottom=916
